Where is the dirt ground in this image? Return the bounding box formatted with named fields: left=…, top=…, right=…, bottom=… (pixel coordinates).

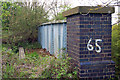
left=25, top=48, right=57, bottom=59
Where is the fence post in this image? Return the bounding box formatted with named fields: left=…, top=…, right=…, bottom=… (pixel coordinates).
left=63, top=6, right=115, bottom=79
left=19, top=47, right=25, bottom=59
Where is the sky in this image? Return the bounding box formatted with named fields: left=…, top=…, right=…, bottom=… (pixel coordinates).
left=68, top=0, right=119, bottom=24
left=32, top=0, right=119, bottom=24
left=2, top=0, right=120, bottom=24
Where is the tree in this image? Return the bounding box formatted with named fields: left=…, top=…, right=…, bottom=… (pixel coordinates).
left=2, top=2, right=49, bottom=44
left=52, top=4, right=71, bottom=20
left=50, top=0, right=71, bottom=20
left=112, top=22, right=120, bottom=78
left=2, top=1, right=71, bottom=44
left=1, top=2, right=11, bottom=29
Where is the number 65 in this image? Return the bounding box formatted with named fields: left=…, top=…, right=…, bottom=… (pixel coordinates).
left=87, top=38, right=102, bottom=53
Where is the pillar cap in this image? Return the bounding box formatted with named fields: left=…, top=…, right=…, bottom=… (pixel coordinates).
left=62, top=6, right=115, bottom=17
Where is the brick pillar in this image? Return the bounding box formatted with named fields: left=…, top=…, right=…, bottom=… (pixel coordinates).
left=63, top=6, right=115, bottom=79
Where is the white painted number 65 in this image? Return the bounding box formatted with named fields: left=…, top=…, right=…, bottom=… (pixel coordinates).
left=87, top=38, right=102, bottom=53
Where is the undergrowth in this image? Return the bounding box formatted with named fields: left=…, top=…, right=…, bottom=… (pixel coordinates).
left=2, top=47, right=78, bottom=78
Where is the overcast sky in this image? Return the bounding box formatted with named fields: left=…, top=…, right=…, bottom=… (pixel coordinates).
left=38, top=0, right=120, bottom=24
left=67, top=0, right=119, bottom=24
left=69, top=0, right=111, bottom=7
left=2, top=0, right=120, bottom=24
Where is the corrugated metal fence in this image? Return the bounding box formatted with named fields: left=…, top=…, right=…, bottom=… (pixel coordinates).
left=38, top=20, right=67, bottom=57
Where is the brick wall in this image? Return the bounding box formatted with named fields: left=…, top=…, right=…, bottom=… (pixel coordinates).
left=66, top=13, right=115, bottom=79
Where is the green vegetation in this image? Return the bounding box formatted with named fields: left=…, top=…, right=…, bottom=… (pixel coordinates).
left=53, top=5, right=71, bottom=20
left=1, top=2, right=71, bottom=44
left=2, top=2, right=48, bottom=44
left=2, top=47, right=78, bottom=78
left=2, top=41, right=42, bottom=53
left=1, top=2, right=73, bottom=79
left=112, top=23, right=120, bottom=55
left=1, top=2, right=71, bottom=53
left=112, top=23, right=120, bottom=79
left=1, top=1, right=120, bottom=79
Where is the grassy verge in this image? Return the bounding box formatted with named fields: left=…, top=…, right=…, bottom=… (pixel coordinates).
left=2, top=47, right=78, bottom=78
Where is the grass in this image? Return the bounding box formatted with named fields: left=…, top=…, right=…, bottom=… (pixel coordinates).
left=2, top=47, right=78, bottom=78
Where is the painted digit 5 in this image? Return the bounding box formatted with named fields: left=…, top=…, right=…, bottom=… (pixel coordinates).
left=95, top=39, right=102, bottom=53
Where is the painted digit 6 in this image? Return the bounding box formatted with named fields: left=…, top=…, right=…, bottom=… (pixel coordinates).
left=87, top=38, right=94, bottom=51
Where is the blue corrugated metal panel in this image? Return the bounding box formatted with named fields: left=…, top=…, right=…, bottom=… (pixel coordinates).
left=42, top=26, right=45, bottom=48
left=48, top=25, right=51, bottom=53
left=38, top=20, right=67, bottom=57
left=58, top=24, right=61, bottom=54
left=64, top=23, right=67, bottom=48
left=44, top=25, right=47, bottom=49
left=51, top=24, right=54, bottom=54
left=54, top=24, right=58, bottom=57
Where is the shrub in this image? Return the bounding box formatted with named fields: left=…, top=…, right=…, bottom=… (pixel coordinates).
left=41, top=54, right=78, bottom=78
left=2, top=47, right=78, bottom=78
left=2, top=41, right=42, bottom=53
left=112, top=23, right=120, bottom=79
